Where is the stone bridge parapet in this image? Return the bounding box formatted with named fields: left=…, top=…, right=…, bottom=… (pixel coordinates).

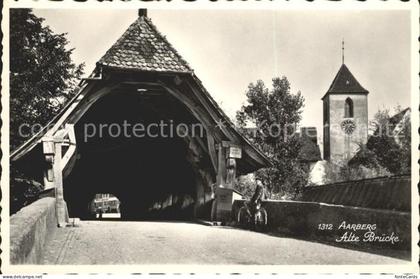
left=301, top=175, right=411, bottom=212
left=10, top=197, right=58, bottom=264
left=232, top=200, right=411, bottom=252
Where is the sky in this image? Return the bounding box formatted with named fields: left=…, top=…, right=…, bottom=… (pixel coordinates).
left=33, top=9, right=411, bottom=144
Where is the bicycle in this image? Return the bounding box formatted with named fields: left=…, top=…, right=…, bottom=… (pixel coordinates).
left=237, top=201, right=268, bottom=232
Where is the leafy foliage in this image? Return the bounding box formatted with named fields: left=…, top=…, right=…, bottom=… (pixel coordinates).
left=366, top=108, right=411, bottom=174
left=349, top=107, right=411, bottom=176
left=297, top=135, right=321, bottom=163
left=10, top=9, right=84, bottom=150
left=236, top=77, right=307, bottom=199
left=10, top=178, right=44, bottom=215
left=235, top=174, right=257, bottom=199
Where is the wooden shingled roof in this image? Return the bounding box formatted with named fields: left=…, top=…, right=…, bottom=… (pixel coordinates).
left=97, top=11, right=271, bottom=169
left=98, top=15, right=192, bottom=73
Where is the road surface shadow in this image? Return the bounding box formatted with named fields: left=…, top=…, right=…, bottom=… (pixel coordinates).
left=70, top=218, right=412, bottom=262
left=80, top=217, right=208, bottom=225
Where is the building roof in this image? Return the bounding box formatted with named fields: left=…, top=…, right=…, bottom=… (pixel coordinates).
left=11, top=10, right=272, bottom=172
left=322, top=64, right=368, bottom=99
left=98, top=15, right=192, bottom=73
left=96, top=12, right=271, bottom=169
left=389, top=107, right=410, bottom=126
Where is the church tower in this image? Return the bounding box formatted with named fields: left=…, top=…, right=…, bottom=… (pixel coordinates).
left=322, top=62, right=369, bottom=161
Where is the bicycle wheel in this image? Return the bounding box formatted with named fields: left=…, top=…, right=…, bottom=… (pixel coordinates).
left=254, top=208, right=268, bottom=232
left=238, top=207, right=251, bottom=229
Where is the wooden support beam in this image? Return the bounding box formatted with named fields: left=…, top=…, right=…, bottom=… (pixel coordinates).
left=121, top=80, right=225, bottom=145
left=122, top=81, right=214, bottom=134
left=156, top=79, right=222, bottom=178
left=42, top=138, right=55, bottom=190
left=62, top=150, right=78, bottom=180
left=53, top=142, right=68, bottom=227
left=10, top=81, right=96, bottom=162
left=157, top=82, right=215, bottom=132
left=207, top=134, right=218, bottom=174
left=67, top=83, right=120, bottom=125
left=186, top=79, right=271, bottom=169
left=185, top=80, right=235, bottom=142
left=225, top=158, right=237, bottom=188
left=194, top=134, right=208, bottom=155
left=44, top=81, right=97, bottom=138
left=216, top=143, right=226, bottom=187
left=60, top=124, right=77, bottom=172
left=42, top=124, right=76, bottom=226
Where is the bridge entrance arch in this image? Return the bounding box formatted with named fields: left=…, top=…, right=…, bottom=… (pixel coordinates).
left=10, top=10, right=271, bottom=226
left=64, top=86, right=214, bottom=220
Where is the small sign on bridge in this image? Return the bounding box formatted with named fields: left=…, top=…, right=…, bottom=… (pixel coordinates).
left=229, top=146, right=242, bottom=159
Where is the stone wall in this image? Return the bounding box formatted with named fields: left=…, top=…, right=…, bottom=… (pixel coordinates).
left=10, top=197, right=58, bottom=264
left=232, top=200, right=411, bottom=251
left=301, top=175, right=411, bottom=212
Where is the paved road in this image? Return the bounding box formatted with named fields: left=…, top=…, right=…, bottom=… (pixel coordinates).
left=42, top=221, right=409, bottom=265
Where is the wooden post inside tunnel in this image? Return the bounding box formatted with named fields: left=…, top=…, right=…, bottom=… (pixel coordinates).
left=53, top=141, right=69, bottom=227
left=42, top=126, right=76, bottom=227
left=42, top=138, right=55, bottom=190
left=213, top=142, right=241, bottom=223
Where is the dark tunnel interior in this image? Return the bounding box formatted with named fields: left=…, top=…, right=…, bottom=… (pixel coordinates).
left=63, top=89, right=210, bottom=221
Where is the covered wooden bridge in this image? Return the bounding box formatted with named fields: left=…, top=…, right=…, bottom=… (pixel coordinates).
left=10, top=10, right=271, bottom=226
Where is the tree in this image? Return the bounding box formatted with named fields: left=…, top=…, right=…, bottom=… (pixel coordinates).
left=235, top=174, right=257, bottom=199
left=367, top=108, right=411, bottom=174
left=236, top=77, right=306, bottom=199
left=10, top=9, right=84, bottom=150
left=349, top=107, right=411, bottom=175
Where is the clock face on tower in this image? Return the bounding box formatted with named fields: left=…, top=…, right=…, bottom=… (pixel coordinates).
left=341, top=119, right=356, bottom=135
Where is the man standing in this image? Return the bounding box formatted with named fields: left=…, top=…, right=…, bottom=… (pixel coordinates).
left=250, top=179, right=265, bottom=206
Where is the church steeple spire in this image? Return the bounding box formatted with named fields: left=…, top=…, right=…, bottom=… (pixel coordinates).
left=342, top=39, right=345, bottom=65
